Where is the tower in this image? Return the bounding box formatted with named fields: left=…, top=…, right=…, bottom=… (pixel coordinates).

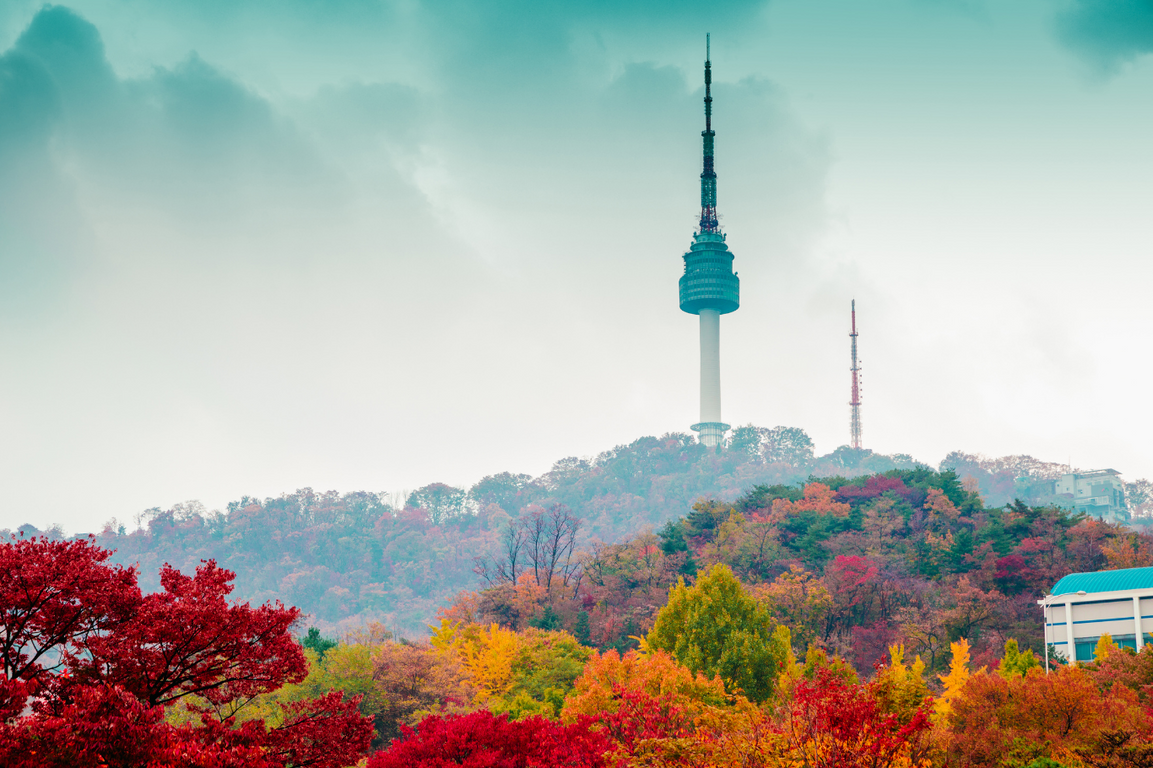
left=680, top=34, right=739, bottom=448
left=849, top=300, right=862, bottom=449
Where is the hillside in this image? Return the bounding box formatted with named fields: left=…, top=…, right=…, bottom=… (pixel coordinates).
left=9, top=425, right=1151, bottom=638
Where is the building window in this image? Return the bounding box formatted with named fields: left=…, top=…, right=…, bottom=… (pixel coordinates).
left=1075, top=639, right=1097, bottom=662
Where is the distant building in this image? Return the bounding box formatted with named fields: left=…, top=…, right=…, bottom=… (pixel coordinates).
left=1040, top=566, right=1153, bottom=666
left=1055, top=469, right=1127, bottom=522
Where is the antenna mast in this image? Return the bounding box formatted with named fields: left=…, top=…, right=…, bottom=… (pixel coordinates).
left=699, top=33, right=718, bottom=232
left=850, top=300, right=862, bottom=449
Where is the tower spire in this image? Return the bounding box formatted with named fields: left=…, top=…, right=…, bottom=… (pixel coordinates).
left=700, top=33, right=718, bottom=232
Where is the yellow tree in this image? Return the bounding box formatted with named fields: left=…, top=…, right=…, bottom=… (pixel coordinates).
left=935, top=638, right=972, bottom=718
left=445, top=622, right=518, bottom=704
left=432, top=621, right=505, bottom=700
left=1094, top=633, right=1119, bottom=663
left=873, top=644, right=931, bottom=723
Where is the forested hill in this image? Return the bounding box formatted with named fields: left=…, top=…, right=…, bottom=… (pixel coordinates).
left=11, top=426, right=1152, bottom=637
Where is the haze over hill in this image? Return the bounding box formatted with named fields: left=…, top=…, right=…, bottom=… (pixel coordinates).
left=9, top=426, right=1149, bottom=638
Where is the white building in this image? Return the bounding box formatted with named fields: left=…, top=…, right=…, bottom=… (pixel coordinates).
left=1055, top=469, right=1127, bottom=522
left=1040, top=566, right=1153, bottom=666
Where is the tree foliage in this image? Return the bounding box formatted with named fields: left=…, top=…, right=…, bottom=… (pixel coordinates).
left=646, top=564, right=790, bottom=703
left=366, top=710, right=609, bottom=768
left=0, top=535, right=373, bottom=768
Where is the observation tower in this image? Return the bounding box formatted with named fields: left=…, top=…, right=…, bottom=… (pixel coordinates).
left=680, top=35, right=739, bottom=447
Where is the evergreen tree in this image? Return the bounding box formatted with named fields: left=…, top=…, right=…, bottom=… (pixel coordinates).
left=303, top=626, right=338, bottom=661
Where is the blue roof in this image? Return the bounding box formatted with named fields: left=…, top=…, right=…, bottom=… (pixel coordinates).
left=1051, top=566, right=1153, bottom=596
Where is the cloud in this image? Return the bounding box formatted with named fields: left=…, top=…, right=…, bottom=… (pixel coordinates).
left=0, top=9, right=87, bottom=315
left=1057, top=0, right=1153, bottom=72
left=0, top=3, right=833, bottom=531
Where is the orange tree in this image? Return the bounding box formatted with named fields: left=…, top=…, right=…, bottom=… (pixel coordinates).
left=944, top=665, right=1151, bottom=767
left=562, top=647, right=770, bottom=766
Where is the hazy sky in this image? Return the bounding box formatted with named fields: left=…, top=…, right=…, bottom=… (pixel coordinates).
left=2, top=0, right=1151, bottom=533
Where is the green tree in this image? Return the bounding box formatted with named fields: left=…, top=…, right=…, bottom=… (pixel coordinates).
left=573, top=611, right=591, bottom=646
left=527, top=605, right=562, bottom=631
left=302, top=626, right=338, bottom=660
left=646, top=564, right=789, bottom=703
left=998, top=638, right=1040, bottom=679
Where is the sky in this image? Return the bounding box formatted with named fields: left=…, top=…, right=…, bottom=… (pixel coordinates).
left=1, top=0, right=1152, bottom=533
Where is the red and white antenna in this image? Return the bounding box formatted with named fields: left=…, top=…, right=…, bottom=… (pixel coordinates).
left=850, top=300, right=862, bottom=449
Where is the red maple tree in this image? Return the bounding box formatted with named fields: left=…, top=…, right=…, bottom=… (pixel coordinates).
left=785, top=667, right=932, bottom=768
left=0, top=536, right=373, bottom=768
left=367, top=709, right=610, bottom=768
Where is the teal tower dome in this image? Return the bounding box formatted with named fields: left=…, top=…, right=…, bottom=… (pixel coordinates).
left=679, top=36, right=739, bottom=316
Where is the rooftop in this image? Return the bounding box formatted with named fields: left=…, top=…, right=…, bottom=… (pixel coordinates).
left=1062, top=469, right=1122, bottom=478
left=1051, top=566, right=1153, bottom=597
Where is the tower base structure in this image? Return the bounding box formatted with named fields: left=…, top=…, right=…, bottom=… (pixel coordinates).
left=691, top=421, right=730, bottom=448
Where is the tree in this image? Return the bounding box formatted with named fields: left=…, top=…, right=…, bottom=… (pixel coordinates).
left=945, top=666, right=1151, bottom=767
left=562, top=647, right=761, bottom=766
left=936, top=638, right=973, bottom=718
left=870, top=645, right=932, bottom=726
left=773, top=483, right=851, bottom=518
left=784, top=667, right=932, bottom=768
left=997, top=638, right=1039, bottom=680
left=429, top=620, right=592, bottom=719
left=763, top=426, right=816, bottom=465
left=646, top=564, right=790, bottom=703
left=366, top=710, right=609, bottom=768
left=474, top=504, right=581, bottom=598
left=406, top=483, right=471, bottom=525
left=523, top=504, right=581, bottom=594
left=755, top=565, right=832, bottom=652
left=302, top=627, right=338, bottom=660
left=371, top=639, right=466, bottom=743
left=0, top=536, right=373, bottom=768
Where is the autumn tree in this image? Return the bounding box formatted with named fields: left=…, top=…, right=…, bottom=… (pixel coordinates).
left=646, top=564, right=790, bottom=703
left=935, top=638, right=973, bottom=718
left=562, top=647, right=764, bottom=766
left=754, top=565, right=832, bottom=651
left=475, top=505, right=581, bottom=590
left=429, top=619, right=592, bottom=718
left=945, top=665, right=1151, bottom=766
left=367, top=710, right=610, bottom=768
left=371, top=639, right=466, bottom=743
left=783, top=667, right=932, bottom=768
left=0, top=536, right=372, bottom=768
left=774, top=482, right=852, bottom=518
left=997, top=638, right=1039, bottom=679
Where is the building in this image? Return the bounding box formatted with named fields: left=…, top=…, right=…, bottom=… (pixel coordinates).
left=680, top=35, right=740, bottom=448
left=1055, top=469, right=1127, bottom=522
left=1040, top=566, right=1153, bottom=667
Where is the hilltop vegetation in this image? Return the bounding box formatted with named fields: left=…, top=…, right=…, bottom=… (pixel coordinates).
left=8, top=425, right=1151, bottom=639
left=448, top=465, right=1153, bottom=669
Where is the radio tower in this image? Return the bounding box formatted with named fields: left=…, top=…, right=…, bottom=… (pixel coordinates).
left=849, top=300, right=862, bottom=449
left=680, top=34, right=740, bottom=447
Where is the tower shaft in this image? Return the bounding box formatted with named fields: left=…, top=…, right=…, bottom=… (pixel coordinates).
left=850, top=300, right=862, bottom=449
left=699, top=308, right=722, bottom=425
